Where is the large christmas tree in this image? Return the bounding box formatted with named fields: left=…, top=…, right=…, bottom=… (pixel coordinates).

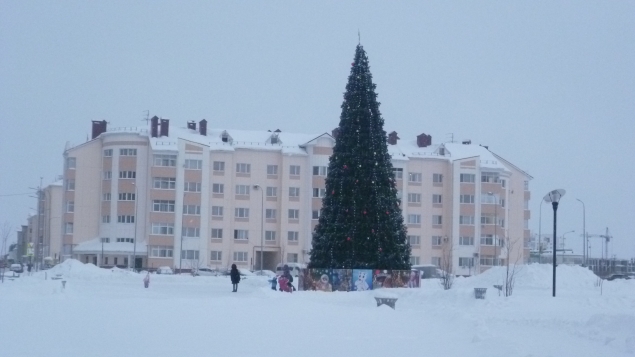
left=309, top=44, right=411, bottom=270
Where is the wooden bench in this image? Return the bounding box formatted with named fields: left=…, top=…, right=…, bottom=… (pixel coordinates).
left=474, top=288, right=487, bottom=299
left=375, top=297, right=398, bottom=309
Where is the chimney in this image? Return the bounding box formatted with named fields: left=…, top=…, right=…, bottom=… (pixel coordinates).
left=91, top=120, right=107, bottom=139
left=199, top=119, right=207, bottom=136
left=387, top=131, right=400, bottom=145
left=150, top=116, right=159, bottom=138
left=160, top=119, right=169, bottom=137
left=416, top=133, right=432, bottom=148
left=331, top=127, right=340, bottom=139
left=187, top=121, right=196, bottom=131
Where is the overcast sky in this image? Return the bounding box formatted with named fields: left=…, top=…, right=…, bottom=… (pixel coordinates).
left=1, top=1, right=633, bottom=259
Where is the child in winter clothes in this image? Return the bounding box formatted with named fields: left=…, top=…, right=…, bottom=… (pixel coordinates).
left=230, top=264, right=241, bottom=292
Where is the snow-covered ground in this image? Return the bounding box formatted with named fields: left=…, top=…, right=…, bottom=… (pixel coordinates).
left=1, top=260, right=634, bottom=357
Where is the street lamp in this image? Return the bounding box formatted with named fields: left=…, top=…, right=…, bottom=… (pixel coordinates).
left=487, top=192, right=498, bottom=266
left=543, top=189, right=566, bottom=297
left=132, top=182, right=139, bottom=272
left=538, top=199, right=545, bottom=263
left=575, top=198, right=586, bottom=266
left=561, top=230, right=575, bottom=260
left=253, top=185, right=264, bottom=274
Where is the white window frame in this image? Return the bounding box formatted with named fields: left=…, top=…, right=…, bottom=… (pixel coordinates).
left=432, top=194, right=442, bottom=204
left=460, top=194, right=475, bottom=204
left=153, top=200, right=175, bottom=212
left=184, top=182, right=202, bottom=192
left=66, top=201, right=74, bottom=213
left=67, top=157, right=76, bottom=169
left=312, top=166, right=327, bottom=176
left=103, top=149, right=113, bottom=157
left=408, top=172, right=422, bottom=183
left=408, top=193, right=421, bottom=203
left=432, top=215, right=442, bottom=225
left=433, top=173, right=443, bottom=183
left=211, top=206, right=224, bottom=217
left=65, top=222, right=74, bottom=234
left=266, top=187, right=277, bottom=197
left=235, top=185, right=250, bottom=195
left=213, top=161, right=225, bottom=172
left=210, top=251, right=222, bottom=261
left=119, top=148, right=137, bottom=156
left=432, top=236, right=443, bottom=246
left=117, top=215, right=135, bottom=223
left=312, top=188, right=326, bottom=198
left=233, top=251, right=248, bottom=262
left=211, top=228, right=223, bottom=239
left=183, top=205, right=201, bottom=215
left=289, top=187, right=300, bottom=197
left=460, top=173, right=475, bottom=183
left=154, top=154, right=177, bottom=167
left=408, top=235, right=421, bottom=245
left=265, top=209, right=276, bottom=219
left=182, top=227, right=200, bottom=238
left=66, top=179, right=75, bottom=191
left=236, top=163, right=251, bottom=174
left=312, top=210, right=320, bottom=220
left=184, top=159, right=202, bottom=170
left=119, top=171, right=136, bottom=179
left=234, top=230, right=249, bottom=240
left=267, top=165, right=278, bottom=175
left=407, top=214, right=421, bottom=224
left=410, top=256, right=421, bottom=265
left=288, top=209, right=299, bottom=219
left=265, top=231, right=276, bottom=241
left=151, top=223, right=174, bottom=235
left=235, top=208, right=250, bottom=218
left=153, top=177, right=176, bottom=190
left=118, top=192, right=136, bottom=201
left=212, top=183, right=224, bottom=194
left=287, top=231, right=299, bottom=242
left=392, top=168, right=403, bottom=179
left=459, top=236, right=474, bottom=246
left=459, top=215, right=475, bottom=225
left=289, top=165, right=301, bottom=176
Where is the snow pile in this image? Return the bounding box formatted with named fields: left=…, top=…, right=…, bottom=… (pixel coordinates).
left=37, top=259, right=138, bottom=280
left=454, top=263, right=600, bottom=290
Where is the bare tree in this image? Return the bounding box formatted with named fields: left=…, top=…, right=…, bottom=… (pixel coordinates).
left=188, top=258, right=204, bottom=276
left=503, top=236, right=522, bottom=297
left=0, top=222, right=12, bottom=283
left=439, top=236, right=454, bottom=290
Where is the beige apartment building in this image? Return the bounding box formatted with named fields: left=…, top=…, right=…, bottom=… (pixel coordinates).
left=58, top=118, right=531, bottom=275
left=24, top=180, right=63, bottom=267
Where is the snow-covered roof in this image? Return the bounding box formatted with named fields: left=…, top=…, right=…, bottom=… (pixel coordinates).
left=73, top=237, right=147, bottom=254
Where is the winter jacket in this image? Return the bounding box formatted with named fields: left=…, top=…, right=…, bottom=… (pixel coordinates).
left=230, top=269, right=241, bottom=284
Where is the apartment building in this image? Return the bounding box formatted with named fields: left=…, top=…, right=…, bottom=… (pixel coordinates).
left=59, top=118, right=531, bottom=275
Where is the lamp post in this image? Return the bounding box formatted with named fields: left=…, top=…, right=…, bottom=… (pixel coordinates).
left=575, top=199, right=586, bottom=266
left=132, top=182, right=139, bottom=272
left=487, top=192, right=498, bottom=266
left=561, top=230, right=575, bottom=261
left=253, top=185, right=264, bottom=274
left=538, top=200, right=544, bottom=263
left=179, top=190, right=185, bottom=274
left=543, top=189, right=566, bottom=297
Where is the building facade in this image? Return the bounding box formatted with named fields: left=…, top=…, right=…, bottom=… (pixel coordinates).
left=58, top=118, right=532, bottom=274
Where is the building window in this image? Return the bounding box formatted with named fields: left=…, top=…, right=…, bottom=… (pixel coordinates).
left=119, top=171, right=136, bottom=179
left=234, top=230, right=249, bottom=240
left=289, top=165, right=301, bottom=176
left=408, top=172, right=422, bottom=183
left=459, top=215, right=474, bottom=225
left=265, top=209, right=276, bottom=219
left=211, top=206, right=224, bottom=217
left=233, top=251, right=248, bottom=262
left=150, top=245, right=173, bottom=258
left=181, top=250, right=200, bottom=260
left=481, top=194, right=497, bottom=204
left=392, top=168, right=403, bottom=179
left=524, top=180, right=529, bottom=190
left=102, top=215, right=110, bottom=223
left=151, top=223, right=174, bottom=235
left=459, top=257, right=474, bottom=268
left=431, top=257, right=441, bottom=267
left=182, top=227, right=200, bottom=238
left=102, top=193, right=111, bottom=201
left=289, top=187, right=300, bottom=197
left=235, top=208, right=249, bottom=218
left=481, top=172, right=500, bottom=183
left=288, top=209, right=299, bottom=220
left=213, top=161, right=225, bottom=172
left=67, top=157, right=76, bottom=169
left=408, top=235, right=421, bottom=246
left=432, top=215, right=442, bottom=225
left=407, top=214, right=421, bottom=224
left=211, top=228, right=223, bottom=239
left=432, top=194, right=442, bottom=204
left=212, top=183, right=224, bottom=194
left=312, top=166, right=328, bottom=176
left=459, top=236, right=474, bottom=246
left=154, top=154, right=177, bottom=167
left=103, top=171, right=112, bottom=180
left=460, top=195, right=474, bottom=204
left=119, top=148, right=137, bottom=156
left=153, top=177, right=176, bottom=189
left=267, top=165, right=278, bottom=175
left=480, top=255, right=498, bottom=266
left=66, top=201, right=74, bottom=213
left=235, top=185, right=250, bottom=195
left=407, top=193, right=421, bottom=203
left=184, top=159, right=202, bottom=170
left=66, top=179, right=75, bottom=191
left=210, top=251, right=222, bottom=261
left=117, top=215, right=135, bottom=223
left=410, top=256, right=420, bottom=265
left=183, top=205, right=200, bottom=215
left=236, top=163, right=251, bottom=174
left=460, top=174, right=475, bottom=183
left=153, top=200, right=175, bottom=212
left=184, top=182, right=201, bottom=192
left=100, top=237, right=110, bottom=243
left=65, top=222, right=74, bottom=234
left=288, top=231, right=299, bottom=242
left=501, top=179, right=506, bottom=188
left=266, top=187, right=277, bottom=197
left=312, top=188, right=326, bottom=198
left=287, top=253, right=298, bottom=263
left=480, top=235, right=494, bottom=246
left=265, top=231, right=276, bottom=241
left=433, top=173, right=443, bottom=183
left=118, top=192, right=136, bottom=201
left=312, top=210, right=320, bottom=220
left=116, top=238, right=134, bottom=243
left=432, top=236, right=442, bottom=246
left=480, top=215, right=495, bottom=225
left=104, top=149, right=113, bottom=157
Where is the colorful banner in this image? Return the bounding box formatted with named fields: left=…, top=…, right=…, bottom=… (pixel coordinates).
left=298, top=268, right=420, bottom=292
left=352, top=269, right=373, bottom=291
left=373, top=270, right=420, bottom=288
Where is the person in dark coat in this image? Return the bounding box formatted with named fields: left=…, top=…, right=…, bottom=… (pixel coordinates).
left=230, top=264, right=241, bottom=292
left=270, top=275, right=278, bottom=290
left=282, top=265, right=296, bottom=291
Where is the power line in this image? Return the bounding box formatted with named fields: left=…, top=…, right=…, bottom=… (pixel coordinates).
left=0, top=192, right=32, bottom=197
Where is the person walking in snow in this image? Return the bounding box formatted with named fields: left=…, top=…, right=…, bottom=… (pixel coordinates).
left=270, top=275, right=278, bottom=290
left=282, top=265, right=296, bottom=291
left=230, top=264, right=241, bottom=292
